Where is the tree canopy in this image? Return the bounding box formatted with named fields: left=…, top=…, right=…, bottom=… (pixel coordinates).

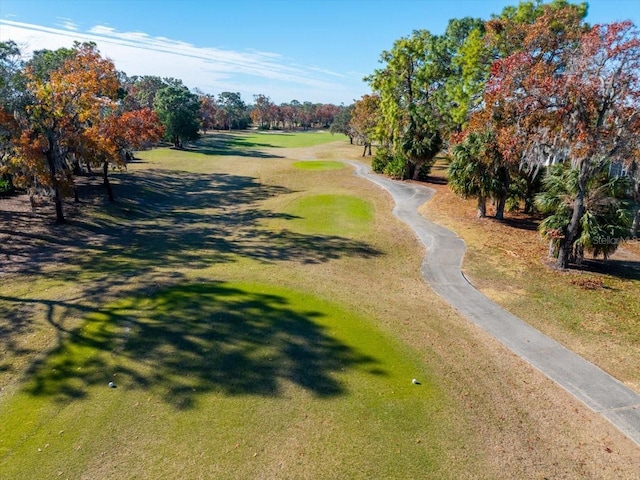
left=357, top=0, right=639, bottom=269
left=154, top=83, right=200, bottom=147
left=0, top=42, right=165, bottom=221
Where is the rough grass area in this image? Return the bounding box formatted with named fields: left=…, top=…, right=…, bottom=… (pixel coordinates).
left=1, top=133, right=639, bottom=478
left=423, top=159, right=640, bottom=392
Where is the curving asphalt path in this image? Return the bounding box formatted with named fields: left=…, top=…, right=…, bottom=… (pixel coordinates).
left=348, top=161, right=640, bottom=447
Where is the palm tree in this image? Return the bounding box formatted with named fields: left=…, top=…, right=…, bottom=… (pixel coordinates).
left=448, top=130, right=508, bottom=218
left=535, top=162, right=631, bottom=265
left=401, top=116, right=442, bottom=180
left=627, top=160, right=640, bottom=238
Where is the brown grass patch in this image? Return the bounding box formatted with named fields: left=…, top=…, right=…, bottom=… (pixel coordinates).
left=571, top=277, right=606, bottom=290
left=422, top=158, right=640, bottom=392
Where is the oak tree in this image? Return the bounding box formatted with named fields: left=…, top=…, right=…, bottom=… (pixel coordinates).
left=485, top=11, right=640, bottom=268
left=154, top=83, right=200, bottom=147
left=17, top=42, right=119, bottom=222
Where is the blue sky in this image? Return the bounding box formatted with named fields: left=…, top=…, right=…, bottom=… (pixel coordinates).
left=1, top=0, right=638, bottom=105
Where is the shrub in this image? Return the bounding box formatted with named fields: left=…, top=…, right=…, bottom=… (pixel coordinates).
left=384, top=153, right=408, bottom=180
left=0, top=178, right=11, bottom=195
left=371, top=147, right=392, bottom=173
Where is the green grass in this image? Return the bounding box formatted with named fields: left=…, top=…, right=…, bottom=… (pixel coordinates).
left=292, top=160, right=345, bottom=170
left=240, top=130, right=339, bottom=148
left=266, top=193, right=374, bottom=237
left=0, top=282, right=451, bottom=479
left=173, top=130, right=340, bottom=157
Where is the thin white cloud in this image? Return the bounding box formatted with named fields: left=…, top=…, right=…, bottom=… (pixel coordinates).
left=56, top=17, right=78, bottom=31
left=0, top=19, right=366, bottom=103
left=305, top=65, right=347, bottom=79
left=87, top=25, right=115, bottom=35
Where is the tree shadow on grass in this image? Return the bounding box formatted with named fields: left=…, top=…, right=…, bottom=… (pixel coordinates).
left=574, top=258, right=640, bottom=281
left=184, top=134, right=284, bottom=158
left=498, top=214, right=543, bottom=232
left=0, top=168, right=382, bottom=377
left=12, top=282, right=382, bottom=408
left=0, top=169, right=381, bottom=282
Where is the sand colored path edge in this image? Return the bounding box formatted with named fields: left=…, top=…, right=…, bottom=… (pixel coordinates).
left=348, top=160, right=640, bottom=447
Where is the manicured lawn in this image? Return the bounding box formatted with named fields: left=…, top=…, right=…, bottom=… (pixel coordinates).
left=0, top=282, right=452, bottom=479
left=181, top=130, right=340, bottom=155
left=292, top=160, right=345, bottom=170
left=277, top=194, right=373, bottom=236
left=241, top=130, right=339, bottom=148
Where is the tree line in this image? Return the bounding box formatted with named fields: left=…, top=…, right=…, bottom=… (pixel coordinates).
left=342, top=0, right=640, bottom=269
left=0, top=41, right=345, bottom=223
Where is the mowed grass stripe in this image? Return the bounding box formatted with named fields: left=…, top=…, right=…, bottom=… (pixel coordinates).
left=280, top=194, right=374, bottom=236
left=292, top=160, right=345, bottom=170
left=0, top=282, right=451, bottom=479
left=240, top=131, right=338, bottom=148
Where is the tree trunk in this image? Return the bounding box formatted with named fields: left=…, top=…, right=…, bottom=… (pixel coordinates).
left=632, top=207, right=640, bottom=238
left=412, top=161, right=421, bottom=180
left=495, top=169, right=510, bottom=220
left=495, top=196, right=506, bottom=220
left=103, top=160, right=114, bottom=202
left=46, top=148, right=65, bottom=223
left=53, top=185, right=64, bottom=223
left=362, top=143, right=368, bottom=157
left=556, top=161, right=588, bottom=269
left=524, top=196, right=534, bottom=214
left=367, top=144, right=372, bottom=156
left=477, top=195, right=487, bottom=218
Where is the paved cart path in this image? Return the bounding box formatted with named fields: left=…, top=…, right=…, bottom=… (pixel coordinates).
left=349, top=161, right=640, bottom=447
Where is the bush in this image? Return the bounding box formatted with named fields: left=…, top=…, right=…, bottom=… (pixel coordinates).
left=384, top=154, right=408, bottom=180
left=371, top=147, right=392, bottom=173
left=0, top=178, right=11, bottom=195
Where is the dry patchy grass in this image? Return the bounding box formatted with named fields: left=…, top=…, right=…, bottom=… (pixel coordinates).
left=1, top=135, right=639, bottom=478
left=422, top=159, right=640, bottom=392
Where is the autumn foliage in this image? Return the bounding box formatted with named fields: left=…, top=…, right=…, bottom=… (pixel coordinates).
left=482, top=13, right=640, bottom=267
left=363, top=1, right=639, bottom=269
left=3, top=42, right=164, bottom=222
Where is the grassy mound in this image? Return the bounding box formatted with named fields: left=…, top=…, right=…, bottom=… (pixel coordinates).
left=0, top=282, right=452, bottom=479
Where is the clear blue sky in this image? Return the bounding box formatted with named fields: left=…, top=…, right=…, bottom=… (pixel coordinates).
left=1, top=0, right=638, bottom=105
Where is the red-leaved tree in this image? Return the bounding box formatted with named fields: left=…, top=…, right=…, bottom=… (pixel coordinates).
left=484, top=12, right=640, bottom=268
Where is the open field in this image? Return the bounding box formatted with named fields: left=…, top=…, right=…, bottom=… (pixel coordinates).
left=1, top=131, right=639, bottom=478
